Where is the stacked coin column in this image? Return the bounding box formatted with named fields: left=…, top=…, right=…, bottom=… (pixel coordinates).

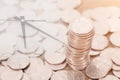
left=66, top=18, right=94, bottom=70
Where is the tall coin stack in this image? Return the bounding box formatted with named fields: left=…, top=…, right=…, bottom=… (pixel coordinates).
left=66, top=17, right=94, bottom=70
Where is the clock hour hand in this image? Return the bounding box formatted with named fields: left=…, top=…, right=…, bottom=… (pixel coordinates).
left=20, top=16, right=27, bottom=48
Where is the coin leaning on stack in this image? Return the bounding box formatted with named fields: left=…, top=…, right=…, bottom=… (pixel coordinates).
left=66, top=17, right=94, bottom=70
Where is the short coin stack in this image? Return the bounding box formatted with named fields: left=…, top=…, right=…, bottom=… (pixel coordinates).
left=66, top=17, right=94, bottom=70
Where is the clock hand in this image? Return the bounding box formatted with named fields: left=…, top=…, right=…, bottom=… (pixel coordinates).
left=14, top=16, right=67, bottom=46
left=20, top=16, right=27, bottom=48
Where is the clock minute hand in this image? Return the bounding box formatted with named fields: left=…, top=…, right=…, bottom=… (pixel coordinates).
left=20, top=16, right=27, bottom=48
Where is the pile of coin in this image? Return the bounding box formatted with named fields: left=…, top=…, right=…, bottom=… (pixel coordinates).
left=66, top=17, right=94, bottom=70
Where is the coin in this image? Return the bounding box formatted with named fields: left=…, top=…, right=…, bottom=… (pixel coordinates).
left=25, top=57, right=44, bottom=74
left=110, top=32, right=120, bottom=47
left=89, top=50, right=100, bottom=56
left=44, top=51, right=66, bottom=65
left=0, top=33, right=18, bottom=48
left=100, top=47, right=116, bottom=60
left=16, top=38, right=39, bottom=54
left=108, top=17, right=120, bottom=32
left=29, top=46, right=45, bottom=57
left=45, top=61, right=67, bottom=70
left=90, top=7, right=111, bottom=21
left=93, top=20, right=109, bottom=35
left=0, top=47, right=15, bottom=61
left=67, top=70, right=85, bottom=80
left=92, top=34, right=109, bottom=50
left=86, top=57, right=112, bottom=79
left=61, top=9, right=81, bottom=23
left=73, top=71, right=85, bottom=80
left=51, top=70, right=70, bottom=80
left=30, top=65, right=53, bottom=80
left=99, top=75, right=119, bottom=80
left=1, top=67, right=23, bottom=80
left=113, top=70, right=120, bottom=78
left=42, top=38, right=63, bottom=52
left=111, top=48, right=120, bottom=65
left=112, top=63, right=120, bottom=71
left=7, top=53, right=30, bottom=70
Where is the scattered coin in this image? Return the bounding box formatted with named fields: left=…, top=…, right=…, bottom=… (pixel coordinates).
left=29, top=46, right=45, bottom=57
left=16, top=38, right=39, bottom=54
left=99, top=75, right=119, bottom=80
left=110, top=32, right=120, bottom=47
left=30, top=65, right=53, bottom=80
left=44, top=51, right=66, bottom=65
left=45, top=61, right=67, bottom=70
left=1, top=67, right=23, bottom=80
left=111, top=48, right=120, bottom=65
left=7, top=53, right=30, bottom=70
left=25, top=57, right=44, bottom=74
left=71, top=70, right=85, bottom=80
left=92, top=34, right=109, bottom=50
left=51, top=70, right=70, bottom=80
left=0, top=47, right=15, bottom=61
left=112, top=63, right=120, bottom=71
left=61, top=9, right=81, bottom=23
left=108, top=17, right=120, bottom=32
left=86, top=57, right=112, bottom=79
left=93, top=20, right=109, bottom=35
left=0, top=33, right=18, bottom=48
left=113, top=70, right=120, bottom=78
left=89, top=50, right=100, bottom=56
left=69, top=17, right=93, bottom=34
left=42, top=38, right=63, bottom=52
left=100, top=47, right=116, bottom=60
left=90, top=7, right=111, bottom=21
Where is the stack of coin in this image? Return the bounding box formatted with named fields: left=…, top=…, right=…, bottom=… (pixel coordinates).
left=66, top=17, right=94, bottom=70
